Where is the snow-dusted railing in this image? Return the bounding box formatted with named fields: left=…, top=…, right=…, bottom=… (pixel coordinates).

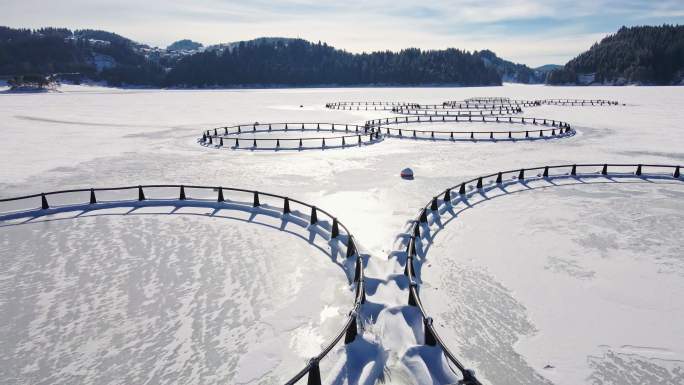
left=378, top=125, right=573, bottom=141
left=365, top=115, right=573, bottom=141
left=390, top=106, right=522, bottom=116
left=326, top=101, right=421, bottom=111
left=325, top=101, right=522, bottom=112
left=0, top=184, right=366, bottom=385
left=367, top=115, right=570, bottom=128
left=464, top=97, right=511, bottom=103
left=442, top=99, right=541, bottom=108
left=326, top=99, right=621, bottom=112
left=402, top=163, right=682, bottom=385
left=540, top=98, right=620, bottom=106
left=443, top=98, right=620, bottom=108
left=200, top=123, right=382, bottom=150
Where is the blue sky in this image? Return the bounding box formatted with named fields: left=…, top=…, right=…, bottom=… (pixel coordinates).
left=3, top=0, right=684, bottom=66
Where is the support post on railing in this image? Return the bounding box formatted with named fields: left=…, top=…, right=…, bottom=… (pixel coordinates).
left=307, top=358, right=322, bottom=385
left=408, top=282, right=418, bottom=306
left=346, top=237, right=356, bottom=257
left=299, top=139, right=303, bottom=149
left=636, top=164, right=642, bottom=176
left=424, top=317, right=437, bottom=346
left=310, top=206, right=318, bottom=225
left=331, top=218, right=339, bottom=238
left=443, top=189, right=451, bottom=203
left=208, top=136, right=212, bottom=144
left=571, top=165, right=577, bottom=176
left=41, top=193, right=49, bottom=209
left=253, top=191, right=260, bottom=207
left=419, top=209, right=428, bottom=223
left=179, top=185, right=186, bottom=200
left=344, top=311, right=358, bottom=344
left=525, top=131, right=529, bottom=138
left=543, top=166, right=549, bottom=178
left=459, top=183, right=466, bottom=195
left=138, top=186, right=145, bottom=201
left=496, top=172, right=503, bottom=184
left=253, top=138, right=257, bottom=148
left=518, top=169, right=525, bottom=180
left=460, top=369, right=480, bottom=385
left=354, top=257, right=362, bottom=282
left=601, top=164, right=608, bottom=175
left=217, top=187, right=224, bottom=202
left=283, top=197, right=291, bottom=214
left=219, top=137, right=223, bottom=147
left=235, top=138, right=239, bottom=147
left=89, top=188, right=96, bottom=204
left=276, top=139, right=280, bottom=148
left=476, top=177, right=483, bottom=189
left=675, top=166, right=681, bottom=178
left=430, top=197, right=438, bottom=211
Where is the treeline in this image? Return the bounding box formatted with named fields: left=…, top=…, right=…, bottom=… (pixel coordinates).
left=0, top=27, right=165, bottom=86
left=0, top=27, right=500, bottom=87
left=167, top=39, right=501, bottom=86
left=547, top=25, right=684, bottom=85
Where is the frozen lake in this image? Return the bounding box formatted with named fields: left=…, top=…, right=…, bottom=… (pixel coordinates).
left=0, top=84, right=683, bottom=385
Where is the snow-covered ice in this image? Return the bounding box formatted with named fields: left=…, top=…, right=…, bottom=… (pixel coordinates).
left=0, top=83, right=683, bottom=385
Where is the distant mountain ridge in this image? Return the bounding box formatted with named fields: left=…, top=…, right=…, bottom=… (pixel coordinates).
left=547, top=25, right=684, bottom=85
left=167, top=39, right=202, bottom=52
left=474, top=50, right=552, bottom=83
left=535, top=64, right=562, bottom=73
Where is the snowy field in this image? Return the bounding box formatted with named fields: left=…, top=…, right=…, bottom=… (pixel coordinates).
left=0, top=84, right=683, bottom=385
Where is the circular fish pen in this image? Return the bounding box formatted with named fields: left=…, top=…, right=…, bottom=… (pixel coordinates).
left=199, top=122, right=383, bottom=151
left=0, top=184, right=367, bottom=385
left=394, top=163, right=682, bottom=385
left=366, top=115, right=574, bottom=142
